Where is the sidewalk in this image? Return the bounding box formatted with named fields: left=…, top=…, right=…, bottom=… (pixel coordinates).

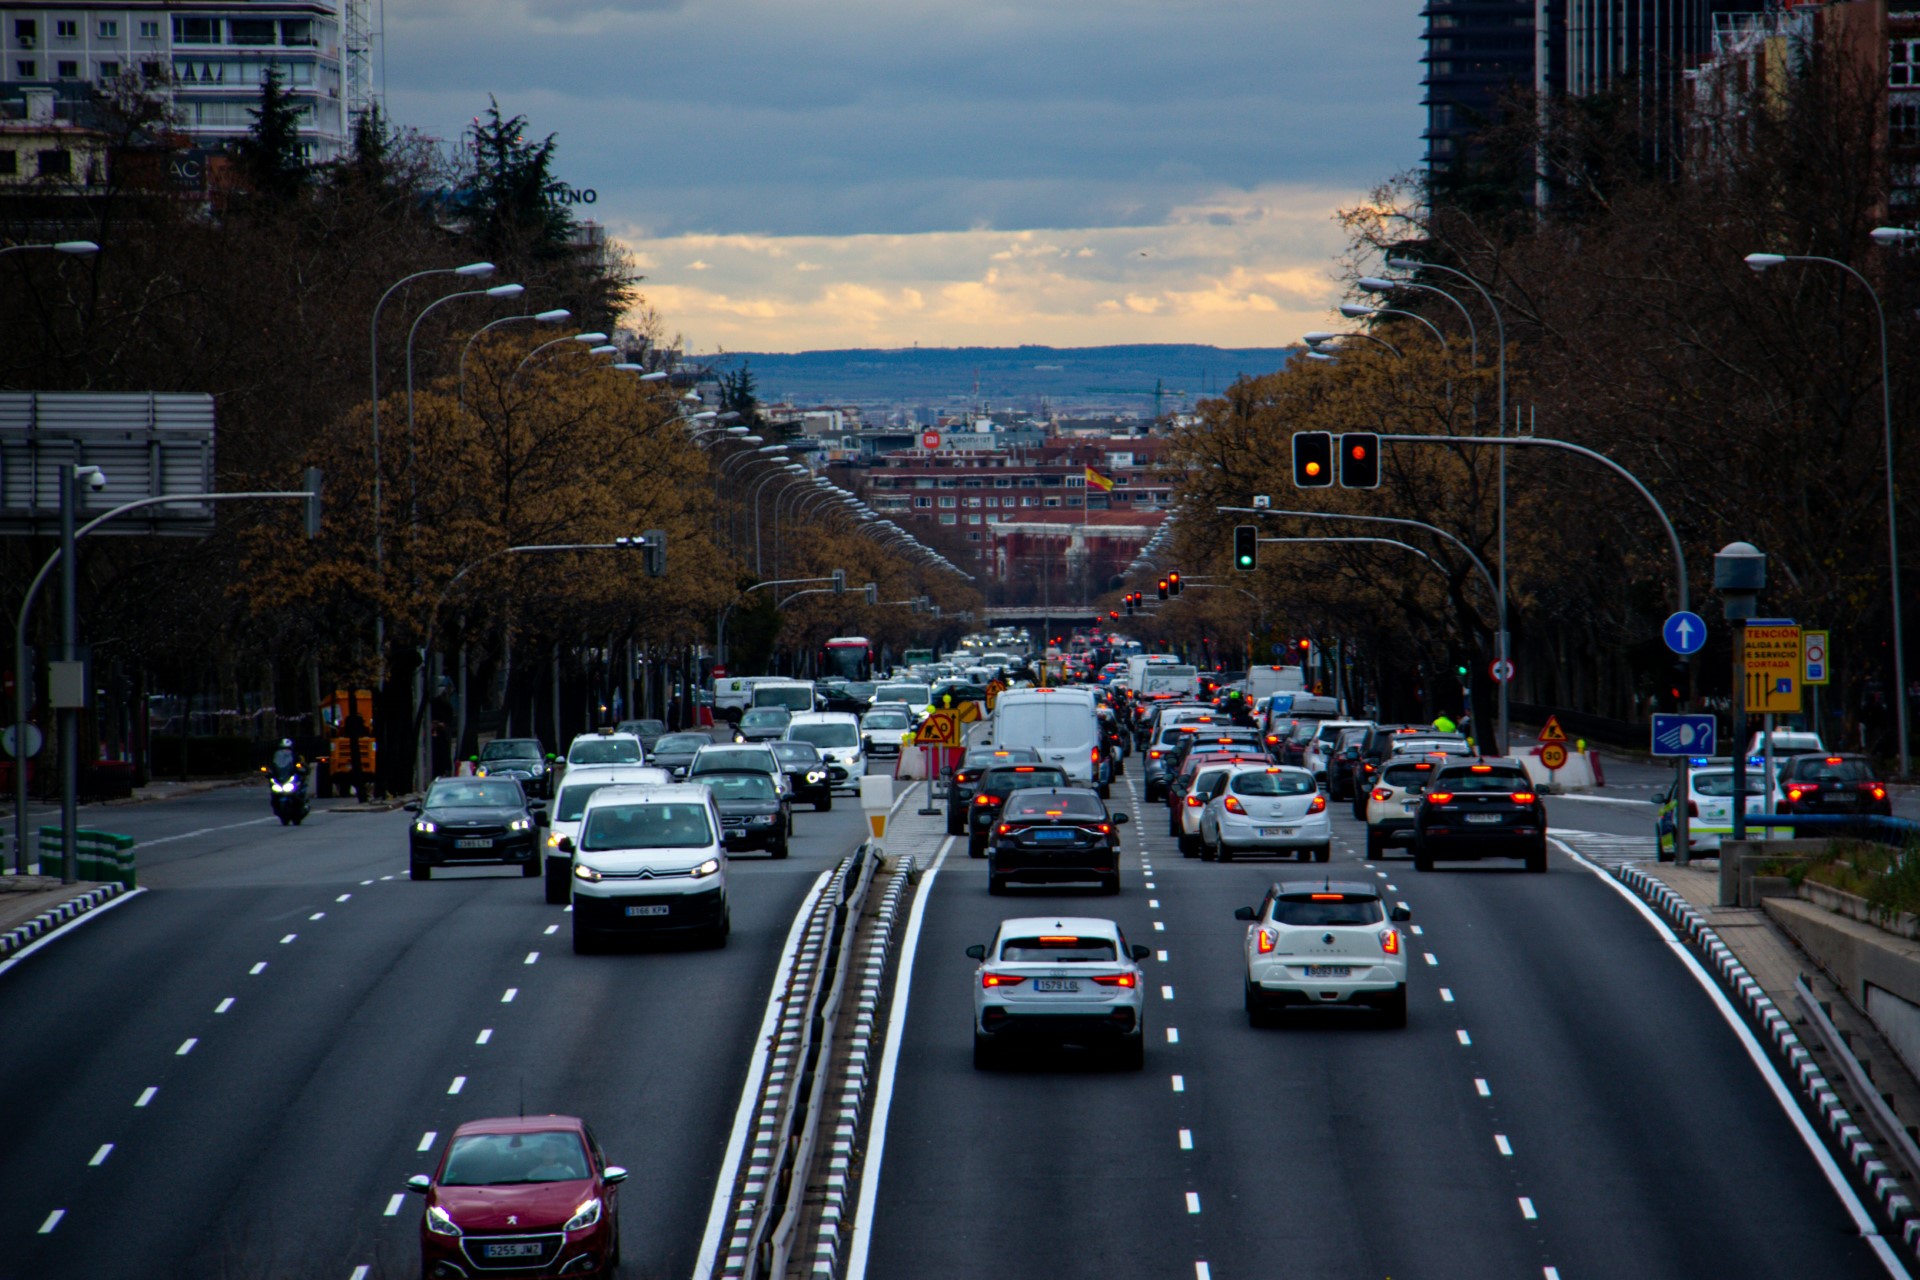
left=0, top=873, right=130, bottom=961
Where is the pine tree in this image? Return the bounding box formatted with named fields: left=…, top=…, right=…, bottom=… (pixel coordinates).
left=234, top=64, right=306, bottom=204
left=464, top=98, right=574, bottom=258
left=720, top=363, right=765, bottom=429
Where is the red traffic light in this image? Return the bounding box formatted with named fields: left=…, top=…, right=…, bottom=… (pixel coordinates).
left=1298, top=638, right=1311, bottom=651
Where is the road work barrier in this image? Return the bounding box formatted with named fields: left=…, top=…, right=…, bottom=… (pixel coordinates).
left=34, top=827, right=136, bottom=888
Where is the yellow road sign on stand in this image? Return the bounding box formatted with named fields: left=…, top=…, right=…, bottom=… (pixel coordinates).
left=915, top=710, right=961, bottom=747
left=955, top=699, right=982, bottom=724
left=1743, top=623, right=1803, bottom=715
left=1540, top=742, right=1569, bottom=770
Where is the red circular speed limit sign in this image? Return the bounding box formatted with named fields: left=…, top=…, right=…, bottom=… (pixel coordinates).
left=921, top=431, right=941, bottom=450
left=1540, top=742, right=1569, bottom=770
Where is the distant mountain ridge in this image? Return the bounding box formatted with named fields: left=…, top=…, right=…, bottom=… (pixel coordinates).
left=705, top=343, right=1297, bottom=412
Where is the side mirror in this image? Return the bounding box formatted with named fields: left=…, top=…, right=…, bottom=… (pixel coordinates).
left=1233, top=906, right=1257, bottom=921
left=603, top=1166, right=629, bottom=1185
left=557, top=836, right=576, bottom=854
left=531, top=807, right=550, bottom=826
left=1389, top=904, right=1412, bottom=923
left=1111, top=811, right=1130, bottom=825
left=1130, top=944, right=1151, bottom=961
left=964, top=944, right=986, bottom=960
left=403, top=801, right=421, bottom=813
left=406, top=1174, right=431, bottom=1193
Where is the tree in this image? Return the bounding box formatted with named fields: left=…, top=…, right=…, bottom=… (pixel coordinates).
left=233, top=64, right=306, bottom=205
left=463, top=99, right=574, bottom=259
left=719, top=362, right=766, bottom=429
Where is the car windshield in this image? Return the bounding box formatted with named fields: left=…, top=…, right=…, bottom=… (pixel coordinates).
left=1231, top=770, right=1315, bottom=796
left=985, top=768, right=1069, bottom=793
left=480, top=740, right=540, bottom=762
left=771, top=743, right=820, bottom=765
left=754, top=686, right=815, bottom=711
left=619, top=720, right=666, bottom=738
left=705, top=773, right=778, bottom=800
left=439, top=1130, right=590, bottom=1187
left=1270, top=896, right=1385, bottom=927
left=694, top=749, right=772, bottom=773
left=570, top=739, right=641, bottom=765
left=581, top=802, right=713, bottom=850
left=1442, top=770, right=1531, bottom=792
left=999, top=935, right=1117, bottom=962
left=1380, top=764, right=1434, bottom=790
left=1005, top=793, right=1106, bottom=819
left=654, top=734, right=708, bottom=754
left=865, top=712, right=909, bottom=729
left=1692, top=772, right=1742, bottom=798
left=427, top=780, right=523, bottom=808
left=843, top=682, right=876, bottom=699
left=742, top=709, right=791, bottom=727
left=876, top=684, right=929, bottom=705
left=555, top=784, right=612, bottom=822
left=790, top=722, right=859, bottom=748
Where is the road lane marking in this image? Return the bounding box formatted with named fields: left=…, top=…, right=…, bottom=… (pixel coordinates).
left=1456, top=1029, right=1472, bottom=1046
left=417, top=1131, right=437, bottom=1152
left=1185, top=1191, right=1201, bottom=1214
left=351, top=1268, right=371, bottom=1280
left=38, top=1209, right=63, bottom=1234
left=1149, top=899, right=1161, bottom=908
left=1171, top=1075, right=1185, bottom=1093
left=360, top=879, right=373, bottom=885
left=336, top=893, right=351, bottom=902
left=1153, top=921, right=1165, bottom=932
left=1156, top=950, right=1168, bottom=962
left=1387, top=884, right=1398, bottom=891
left=176, top=1037, right=197, bottom=1055
left=0, top=886, right=147, bottom=977
left=448, top=1076, right=465, bottom=1095
left=1424, top=953, right=1438, bottom=966
left=544, top=924, right=558, bottom=935
left=249, top=962, right=266, bottom=975
left=215, top=997, right=234, bottom=1013
left=280, top=933, right=297, bottom=944
left=1411, top=925, right=1424, bottom=936
left=1179, top=1129, right=1193, bottom=1150
left=1475, top=1078, right=1491, bottom=1097
left=476, top=1029, right=492, bottom=1045
left=502, top=988, right=517, bottom=1003
left=383, top=1194, right=405, bottom=1217
left=309, top=911, right=326, bottom=921
left=1145, top=882, right=1156, bottom=890
left=134, top=816, right=277, bottom=848
left=523, top=951, right=539, bottom=965
left=1166, top=1027, right=1180, bottom=1043
left=1161, top=985, right=1175, bottom=1001
left=88, top=1143, right=112, bottom=1167
left=380, top=875, right=394, bottom=880
left=1496, top=1134, right=1512, bottom=1156
left=1519, top=1197, right=1537, bottom=1220
left=1439, top=987, right=1454, bottom=1002
left=1196, top=1266, right=1212, bottom=1280
left=1545, top=1270, right=1561, bottom=1280
left=135, top=1087, right=156, bottom=1107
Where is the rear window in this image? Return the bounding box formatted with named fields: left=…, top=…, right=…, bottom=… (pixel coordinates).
left=985, top=767, right=1070, bottom=792
left=771, top=742, right=819, bottom=764
left=875, top=684, right=929, bottom=705
left=753, top=686, right=815, bottom=711
left=998, top=935, right=1117, bottom=962
left=1692, top=772, right=1739, bottom=797
left=1380, top=763, right=1434, bottom=790
left=655, top=734, right=709, bottom=753
left=1004, top=793, right=1106, bottom=819
left=580, top=802, right=713, bottom=850
left=1271, top=895, right=1385, bottom=927
left=555, top=784, right=609, bottom=822
left=1230, top=769, right=1315, bottom=796
left=741, top=708, right=790, bottom=727
left=569, top=739, right=642, bottom=765
left=1439, top=769, right=1530, bottom=792
left=865, top=711, right=910, bottom=729
left=694, top=749, right=774, bottom=772
left=1792, top=759, right=1872, bottom=784
left=704, top=773, right=777, bottom=800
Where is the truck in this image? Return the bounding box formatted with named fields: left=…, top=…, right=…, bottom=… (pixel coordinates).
left=1124, top=653, right=1181, bottom=691
left=1138, top=664, right=1199, bottom=698
left=317, top=688, right=376, bottom=801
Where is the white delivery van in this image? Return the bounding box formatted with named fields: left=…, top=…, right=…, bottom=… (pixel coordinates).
left=1138, top=665, right=1199, bottom=699
left=1245, top=664, right=1307, bottom=702
left=751, top=680, right=818, bottom=715
left=989, top=688, right=1109, bottom=796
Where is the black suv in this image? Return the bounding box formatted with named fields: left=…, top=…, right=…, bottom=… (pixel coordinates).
left=703, top=770, right=793, bottom=858
left=1413, top=760, right=1546, bottom=873
left=1778, top=754, right=1892, bottom=817
left=407, top=778, right=547, bottom=880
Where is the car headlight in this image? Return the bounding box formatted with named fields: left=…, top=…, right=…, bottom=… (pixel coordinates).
left=750, top=814, right=775, bottom=825
left=509, top=817, right=532, bottom=832
left=734, top=734, right=745, bottom=743
left=805, top=771, right=825, bottom=783
left=692, top=857, right=721, bottom=878
left=425, top=1203, right=461, bottom=1237
left=565, top=1196, right=603, bottom=1231
left=573, top=863, right=603, bottom=882
left=547, top=832, right=562, bottom=847
left=413, top=820, right=437, bottom=834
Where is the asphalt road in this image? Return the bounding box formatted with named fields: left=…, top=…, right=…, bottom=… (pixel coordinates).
left=859, top=763, right=1891, bottom=1280
left=0, top=778, right=870, bottom=1280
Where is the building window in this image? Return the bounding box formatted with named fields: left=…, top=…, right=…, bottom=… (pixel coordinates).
left=55, top=20, right=78, bottom=41
left=139, top=21, right=160, bottom=40
left=965, top=515, right=981, bottom=525
left=14, top=19, right=36, bottom=45
left=1018, top=477, right=1038, bottom=488
left=963, top=497, right=980, bottom=507
left=140, top=60, right=160, bottom=78
left=15, top=60, right=35, bottom=79
left=913, top=497, right=932, bottom=509
left=938, top=514, right=957, bottom=526
left=993, top=477, right=1012, bottom=488
left=984, top=497, right=998, bottom=508
left=937, top=478, right=957, bottom=489
left=913, top=478, right=933, bottom=489
left=1896, top=100, right=1920, bottom=148
left=1021, top=496, right=1037, bottom=507
left=230, top=18, right=277, bottom=45
left=967, top=531, right=982, bottom=540
left=0, top=150, right=15, bottom=175
left=98, top=60, right=119, bottom=79
left=174, top=18, right=219, bottom=45
left=38, top=149, right=71, bottom=177
left=1895, top=40, right=1920, bottom=89
left=963, top=478, right=982, bottom=488
left=937, top=497, right=956, bottom=509
left=56, top=60, right=79, bottom=79
left=281, top=19, right=315, bottom=46
left=1044, top=497, right=1060, bottom=508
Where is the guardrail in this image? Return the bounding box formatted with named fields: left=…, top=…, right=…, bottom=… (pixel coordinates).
left=1732, top=813, right=1920, bottom=847
left=715, top=841, right=878, bottom=1280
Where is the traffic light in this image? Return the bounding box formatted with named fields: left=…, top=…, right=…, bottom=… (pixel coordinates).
left=1299, top=638, right=1311, bottom=654
left=1292, top=431, right=1333, bottom=487
left=1108, top=609, right=1119, bottom=621
left=303, top=467, right=323, bottom=539
left=864, top=582, right=878, bottom=605
left=1233, top=525, right=1257, bottom=571
left=644, top=528, right=666, bottom=578
left=832, top=569, right=846, bottom=594
left=1339, top=432, right=1380, bottom=488
left=1168, top=571, right=1182, bottom=596
left=1157, top=578, right=1170, bottom=601
left=1455, top=662, right=1469, bottom=679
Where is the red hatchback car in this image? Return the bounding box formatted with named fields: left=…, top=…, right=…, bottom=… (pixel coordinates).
left=408, top=1115, right=625, bottom=1279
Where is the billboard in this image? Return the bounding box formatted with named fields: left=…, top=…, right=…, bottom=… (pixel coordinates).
left=0, top=393, right=216, bottom=535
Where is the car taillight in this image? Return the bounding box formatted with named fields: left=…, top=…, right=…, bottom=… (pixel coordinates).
left=1371, top=788, right=1391, bottom=802
left=1256, top=928, right=1276, bottom=954
left=1308, top=794, right=1327, bottom=813
left=1149, top=750, right=1164, bottom=759
left=1224, top=796, right=1246, bottom=814
left=1511, top=791, right=1537, bottom=804
left=1092, top=972, right=1135, bottom=987
left=975, top=794, right=995, bottom=805
left=1786, top=787, right=1807, bottom=803
left=1380, top=929, right=1400, bottom=955
left=1185, top=794, right=1204, bottom=807
left=1363, top=763, right=1377, bottom=773
left=1093, top=748, right=1102, bottom=764
left=1265, top=734, right=1279, bottom=743
left=1426, top=792, right=1454, bottom=805
left=997, top=823, right=1012, bottom=835
left=1873, top=785, right=1888, bottom=801
left=982, top=972, right=1025, bottom=988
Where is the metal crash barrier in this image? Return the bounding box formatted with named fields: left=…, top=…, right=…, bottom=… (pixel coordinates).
left=35, top=827, right=137, bottom=887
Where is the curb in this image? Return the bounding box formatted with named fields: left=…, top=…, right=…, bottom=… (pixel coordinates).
left=0, top=882, right=128, bottom=959
left=1613, top=863, right=1920, bottom=1260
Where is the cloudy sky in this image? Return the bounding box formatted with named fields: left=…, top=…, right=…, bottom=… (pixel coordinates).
left=385, top=1, right=1424, bottom=353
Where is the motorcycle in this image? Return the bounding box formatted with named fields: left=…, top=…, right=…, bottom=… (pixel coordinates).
left=268, top=761, right=311, bottom=826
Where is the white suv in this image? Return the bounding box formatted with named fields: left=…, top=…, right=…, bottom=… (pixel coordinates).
left=965, top=916, right=1149, bottom=1070
left=785, top=712, right=866, bottom=791
left=1199, top=765, right=1330, bottom=863
left=1363, top=757, right=1443, bottom=862
left=564, top=784, right=729, bottom=952
left=1237, top=881, right=1411, bottom=1027
left=543, top=764, right=671, bottom=904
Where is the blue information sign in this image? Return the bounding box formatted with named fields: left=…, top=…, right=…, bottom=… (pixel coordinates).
left=1651, top=714, right=1716, bottom=758
left=1662, top=611, right=1708, bottom=656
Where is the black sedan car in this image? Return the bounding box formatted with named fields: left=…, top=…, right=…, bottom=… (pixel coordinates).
left=734, top=707, right=793, bottom=744
left=987, top=786, right=1129, bottom=895
left=650, top=732, right=711, bottom=780
left=472, top=737, right=554, bottom=798
left=771, top=740, right=835, bottom=811
left=407, top=778, right=547, bottom=880
left=702, top=770, right=792, bottom=858
left=946, top=746, right=1042, bottom=834
left=1412, top=761, right=1546, bottom=873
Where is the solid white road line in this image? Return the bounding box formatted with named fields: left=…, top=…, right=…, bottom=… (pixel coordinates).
left=1196, top=1265, right=1212, bottom=1280
left=134, top=1087, right=156, bottom=1107
left=697, top=864, right=839, bottom=1280
left=135, top=816, right=277, bottom=848
left=215, top=997, right=234, bottom=1013
left=0, top=886, right=147, bottom=977
left=1556, top=837, right=1913, bottom=1279
left=88, top=1143, right=112, bottom=1167
left=383, top=1194, right=405, bottom=1217
left=38, top=1209, right=63, bottom=1234
left=417, top=1130, right=437, bottom=1152
left=351, top=1267, right=371, bottom=1280
left=476, top=1029, right=492, bottom=1045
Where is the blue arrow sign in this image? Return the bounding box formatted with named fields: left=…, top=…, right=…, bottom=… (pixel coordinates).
left=1662, top=611, right=1708, bottom=656
left=1651, top=713, right=1716, bottom=758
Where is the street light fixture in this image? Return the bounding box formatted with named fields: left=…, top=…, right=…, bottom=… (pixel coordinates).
left=0, top=239, right=101, bottom=258
left=458, top=308, right=571, bottom=408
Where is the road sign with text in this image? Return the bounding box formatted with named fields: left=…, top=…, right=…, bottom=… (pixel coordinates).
left=1742, top=622, right=1803, bottom=715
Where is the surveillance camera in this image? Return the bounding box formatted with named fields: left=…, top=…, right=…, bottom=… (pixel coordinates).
left=1252, top=494, right=1270, bottom=509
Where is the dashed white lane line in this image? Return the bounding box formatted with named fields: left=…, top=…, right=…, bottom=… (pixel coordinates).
left=351, top=1267, right=372, bottom=1280
left=1149, top=899, right=1161, bottom=909
left=1179, top=1129, right=1193, bottom=1150
left=1375, top=871, right=1387, bottom=878
left=1475, top=1078, right=1491, bottom=1097
left=476, top=1029, right=493, bottom=1045
left=134, top=1087, right=156, bottom=1107
left=1145, top=882, right=1156, bottom=890
left=249, top=962, right=267, bottom=975
left=380, top=875, right=395, bottom=881
left=1544, top=1269, right=1561, bottom=1280
left=1456, top=1029, right=1472, bottom=1046
left=1166, top=1027, right=1180, bottom=1044
left=336, top=893, right=352, bottom=903
left=1171, top=1074, right=1186, bottom=1093
left=1185, top=1191, right=1202, bottom=1214
left=544, top=924, right=558, bottom=935
left=448, top=1076, right=466, bottom=1095
left=1153, top=921, right=1165, bottom=932
left=1411, top=925, right=1424, bottom=936
left=1156, top=950, right=1168, bottom=962
left=309, top=912, right=326, bottom=921
left=502, top=988, right=518, bottom=1003
left=1496, top=1134, right=1513, bottom=1156
left=1519, top=1197, right=1538, bottom=1221
left=360, top=879, right=374, bottom=885
left=88, top=1143, right=113, bottom=1167
left=37, top=1209, right=63, bottom=1234
left=1160, top=985, right=1175, bottom=1001
left=1386, top=884, right=1398, bottom=891
left=1439, top=987, right=1454, bottom=1003
left=280, top=933, right=297, bottom=944
left=417, top=1130, right=437, bottom=1152
left=383, top=1193, right=405, bottom=1217
left=215, top=997, right=234, bottom=1014
left=1424, top=953, right=1438, bottom=966
left=1196, top=1265, right=1212, bottom=1280
left=176, top=1037, right=198, bottom=1056
left=523, top=951, right=539, bottom=965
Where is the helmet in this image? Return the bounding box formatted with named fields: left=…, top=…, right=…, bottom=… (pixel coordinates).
left=280, top=738, right=295, bottom=749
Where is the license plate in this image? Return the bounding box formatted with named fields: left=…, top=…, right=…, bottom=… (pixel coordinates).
left=1303, top=965, right=1351, bottom=978
left=1403, top=800, right=1419, bottom=812
left=1464, top=813, right=1502, bottom=824
left=1034, top=978, right=1080, bottom=992
left=1034, top=829, right=1075, bottom=841
left=625, top=904, right=670, bottom=918
left=484, top=1243, right=543, bottom=1259
left=1258, top=826, right=1295, bottom=837
left=455, top=837, right=494, bottom=848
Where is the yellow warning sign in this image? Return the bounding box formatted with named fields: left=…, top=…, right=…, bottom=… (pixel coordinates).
left=1539, top=715, right=1568, bottom=743
left=956, top=699, right=982, bottom=724
left=1742, top=623, right=1803, bottom=715
left=915, top=710, right=961, bottom=747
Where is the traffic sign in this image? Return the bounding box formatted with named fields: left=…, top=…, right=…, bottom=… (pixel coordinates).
left=1803, top=630, right=1829, bottom=686
left=2, top=723, right=43, bottom=759
left=1742, top=621, right=1803, bottom=714
left=1490, top=658, right=1515, bottom=683
left=1538, top=715, right=1568, bottom=743
left=1540, top=742, right=1569, bottom=770
left=914, top=710, right=961, bottom=747
left=921, top=430, right=941, bottom=450
left=1651, top=713, right=1716, bottom=757
left=1662, top=611, right=1708, bottom=656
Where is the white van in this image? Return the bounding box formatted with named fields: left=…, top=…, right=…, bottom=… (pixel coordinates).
left=752, top=680, right=818, bottom=715
left=565, top=783, right=729, bottom=951
left=988, top=688, right=1109, bottom=796
left=785, top=712, right=866, bottom=791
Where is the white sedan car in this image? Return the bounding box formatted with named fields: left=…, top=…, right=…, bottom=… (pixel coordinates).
left=1199, top=765, right=1330, bottom=863
left=966, top=916, right=1149, bottom=1070
left=1172, top=761, right=1238, bottom=857
left=1237, top=880, right=1411, bottom=1027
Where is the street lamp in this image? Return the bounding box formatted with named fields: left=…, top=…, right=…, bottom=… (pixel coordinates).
left=458, top=308, right=571, bottom=408
left=1358, top=276, right=1479, bottom=364
left=407, top=283, right=524, bottom=438
left=0, top=239, right=100, bottom=259
left=1745, top=242, right=1909, bottom=778
left=1303, top=330, right=1402, bottom=358
left=507, top=332, right=609, bottom=391
left=1340, top=302, right=1447, bottom=348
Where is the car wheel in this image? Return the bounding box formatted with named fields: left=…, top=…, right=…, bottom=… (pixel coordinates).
left=1380, top=985, right=1408, bottom=1029
left=1179, top=832, right=1197, bottom=857
left=1413, top=845, right=1434, bottom=873
left=969, top=834, right=986, bottom=859
left=707, top=911, right=730, bottom=949
left=572, top=926, right=599, bottom=955
left=1313, top=844, right=1331, bottom=864
left=520, top=855, right=540, bottom=878
left=817, top=794, right=832, bottom=811
left=1526, top=844, right=1548, bottom=874
left=773, top=838, right=790, bottom=860
left=973, top=1031, right=1000, bottom=1070
left=1117, top=1033, right=1145, bottom=1071
left=1216, top=843, right=1233, bottom=864
left=410, top=859, right=431, bottom=881
left=1352, top=799, right=1367, bottom=821
left=1366, top=829, right=1384, bottom=860
left=987, top=873, right=1006, bottom=895
left=947, top=806, right=963, bottom=834
left=1167, top=809, right=1181, bottom=837
left=1244, top=981, right=1272, bottom=1028
left=544, top=862, right=571, bottom=906
left=1199, top=836, right=1215, bottom=862
left=1102, top=872, right=1120, bottom=895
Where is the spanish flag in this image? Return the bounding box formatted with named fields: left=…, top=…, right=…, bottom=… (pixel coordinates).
left=1084, top=467, right=1115, bottom=492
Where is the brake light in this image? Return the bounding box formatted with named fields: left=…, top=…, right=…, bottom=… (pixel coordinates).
left=1013, top=766, right=1037, bottom=772
left=1224, top=796, right=1246, bottom=814
left=981, top=972, right=1026, bottom=988
left=1091, top=972, right=1135, bottom=987
left=1310, top=893, right=1343, bottom=900
left=1265, top=735, right=1279, bottom=744
left=1185, top=794, right=1204, bottom=807
left=1380, top=929, right=1400, bottom=955
left=1426, top=792, right=1454, bottom=805
left=1308, top=794, right=1327, bottom=813
left=997, top=823, right=1012, bottom=835
left=1786, top=787, right=1807, bottom=803
left=1149, top=750, right=1164, bottom=759
left=974, top=794, right=995, bottom=805
left=1256, top=928, right=1276, bottom=954
left=1413, top=763, right=1433, bottom=771
left=1469, top=765, right=1493, bottom=773
left=1093, top=748, right=1103, bottom=764
left=1511, top=791, right=1537, bottom=804
left=1096, top=823, right=1112, bottom=834
left=1371, top=788, right=1391, bottom=802
left=1825, top=757, right=1845, bottom=765
left=1873, top=785, right=1888, bottom=801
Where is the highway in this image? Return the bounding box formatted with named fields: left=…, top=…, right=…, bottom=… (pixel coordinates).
left=856, top=767, right=1892, bottom=1280
left=0, top=781, right=870, bottom=1280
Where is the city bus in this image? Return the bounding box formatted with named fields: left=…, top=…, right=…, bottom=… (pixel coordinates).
left=819, top=636, right=874, bottom=682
